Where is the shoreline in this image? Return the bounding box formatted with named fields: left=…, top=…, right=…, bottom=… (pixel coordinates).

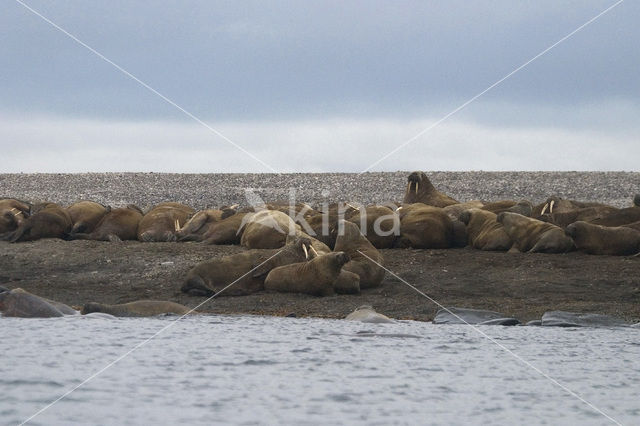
left=1, top=172, right=639, bottom=322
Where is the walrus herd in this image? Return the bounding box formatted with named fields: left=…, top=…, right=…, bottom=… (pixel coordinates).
left=1, top=171, right=639, bottom=310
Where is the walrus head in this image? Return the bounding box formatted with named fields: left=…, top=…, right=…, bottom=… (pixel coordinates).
left=565, top=223, right=578, bottom=238
left=406, top=171, right=429, bottom=195
left=334, top=251, right=351, bottom=267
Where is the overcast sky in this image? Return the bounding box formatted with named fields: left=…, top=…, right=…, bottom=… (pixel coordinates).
left=1, top=0, right=638, bottom=172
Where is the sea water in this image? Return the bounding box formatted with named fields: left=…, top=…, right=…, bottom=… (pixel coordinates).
left=1, top=315, right=638, bottom=425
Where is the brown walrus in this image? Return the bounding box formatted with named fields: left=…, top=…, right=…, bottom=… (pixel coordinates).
left=481, top=200, right=534, bottom=217
left=540, top=205, right=619, bottom=228
left=402, top=171, right=458, bottom=207
left=497, top=212, right=574, bottom=253
left=346, top=205, right=399, bottom=249
left=565, top=221, right=640, bottom=256
left=67, top=201, right=109, bottom=235
left=70, top=205, right=144, bottom=242
left=395, top=203, right=454, bottom=249
left=81, top=300, right=192, bottom=317
left=176, top=208, right=235, bottom=241
left=137, top=202, right=195, bottom=242
left=0, top=198, right=30, bottom=235
left=459, top=208, right=512, bottom=251
left=182, top=236, right=313, bottom=296
left=5, top=202, right=72, bottom=242
left=333, top=220, right=385, bottom=289
left=201, top=212, right=249, bottom=244
left=264, top=252, right=350, bottom=296
left=240, top=210, right=300, bottom=249
left=0, top=288, right=76, bottom=318
left=590, top=206, right=640, bottom=227
left=332, top=269, right=361, bottom=294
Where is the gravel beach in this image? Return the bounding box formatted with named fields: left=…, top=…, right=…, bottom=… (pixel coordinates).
left=1, top=172, right=639, bottom=322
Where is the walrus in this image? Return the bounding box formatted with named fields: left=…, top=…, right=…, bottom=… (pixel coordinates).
left=4, top=202, right=72, bottom=242
left=332, top=269, right=361, bottom=294
left=533, top=196, right=611, bottom=218
left=137, top=202, right=195, bottom=242
left=346, top=205, right=399, bottom=249
left=442, top=201, right=484, bottom=219
left=482, top=200, right=533, bottom=217
left=590, top=206, right=640, bottom=227
left=497, top=212, right=574, bottom=253
left=433, top=307, right=520, bottom=326
left=81, top=300, right=192, bottom=317
left=345, top=305, right=394, bottom=323
left=305, top=202, right=360, bottom=248
left=565, top=221, right=640, bottom=256
left=0, top=288, right=76, bottom=318
left=182, top=236, right=313, bottom=296
left=395, top=204, right=454, bottom=249
left=459, top=208, right=512, bottom=251
left=264, top=251, right=350, bottom=296
left=240, top=210, right=301, bottom=249
left=539, top=205, right=619, bottom=228
left=402, top=171, right=458, bottom=207
left=333, top=220, right=385, bottom=289
left=67, top=201, right=109, bottom=235
left=70, top=205, right=144, bottom=242
left=176, top=208, right=233, bottom=241
left=201, top=212, right=249, bottom=244
left=0, top=198, right=30, bottom=234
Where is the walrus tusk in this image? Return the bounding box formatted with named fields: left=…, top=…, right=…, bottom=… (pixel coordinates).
left=406, top=182, right=411, bottom=194
left=540, top=203, right=548, bottom=216
left=309, top=245, right=319, bottom=257
left=549, top=200, right=555, bottom=214
left=229, top=204, right=239, bottom=209
left=415, top=182, right=419, bottom=194
left=346, top=203, right=360, bottom=211
left=10, top=208, right=22, bottom=216
left=302, top=244, right=309, bottom=259
left=174, top=219, right=180, bottom=232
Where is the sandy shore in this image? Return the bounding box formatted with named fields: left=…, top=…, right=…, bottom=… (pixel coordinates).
left=1, top=172, right=639, bottom=322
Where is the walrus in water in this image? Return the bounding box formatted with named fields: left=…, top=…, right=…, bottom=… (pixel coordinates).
left=345, top=305, right=394, bottom=323
left=71, top=205, right=144, bottom=242
left=497, top=212, right=574, bottom=253
left=67, top=201, right=109, bottom=235
left=0, top=288, right=77, bottom=318
left=0, top=198, right=30, bottom=235
left=264, top=252, right=350, bottom=296
left=395, top=204, right=454, bottom=249
left=333, top=220, right=385, bottom=289
left=402, top=171, right=458, bottom=207
left=182, top=236, right=313, bottom=296
left=4, top=203, right=72, bottom=242
left=137, top=202, right=195, bottom=242
left=459, top=208, right=512, bottom=251
left=81, top=300, right=192, bottom=317
left=565, top=221, right=640, bottom=256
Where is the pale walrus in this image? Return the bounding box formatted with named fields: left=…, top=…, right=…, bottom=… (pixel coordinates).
left=264, top=252, right=350, bottom=296
left=497, top=212, right=574, bottom=253
left=70, top=205, right=144, bottom=242
left=0, top=288, right=77, bottom=318
left=182, top=236, right=313, bottom=296
left=459, top=208, right=512, bottom=251
left=0, top=198, right=30, bottom=234
left=137, top=202, right=195, bottom=242
left=5, top=203, right=72, bottom=242
left=402, top=171, right=458, bottom=207
left=345, top=305, right=394, bottom=323
left=565, top=221, right=640, bottom=256
left=81, top=300, right=192, bottom=317
left=395, top=204, right=454, bottom=249
left=67, top=201, right=109, bottom=235
left=333, top=220, right=385, bottom=289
